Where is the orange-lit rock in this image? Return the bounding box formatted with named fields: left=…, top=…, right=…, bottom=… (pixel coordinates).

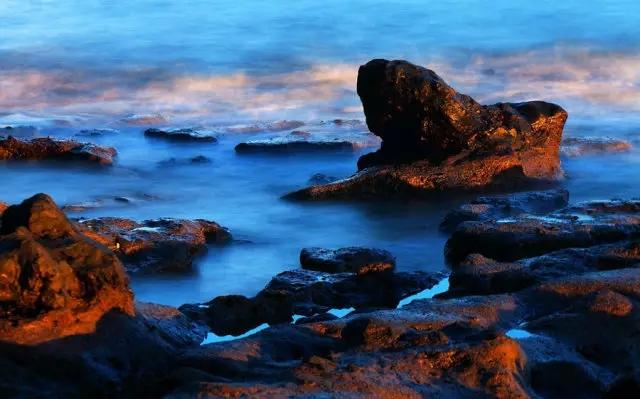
left=0, top=136, right=117, bottom=165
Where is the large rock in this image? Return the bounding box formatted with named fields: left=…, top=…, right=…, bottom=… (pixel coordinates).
left=445, top=199, right=640, bottom=265
left=180, top=268, right=441, bottom=336
left=286, top=59, right=567, bottom=199
left=77, top=217, right=232, bottom=274
left=300, top=246, right=396, bottom=274
left=440, top=189, right=569, bottom=232
left=0, top=136, right=117, bottom=166
left=0, top=194, right=134, bottom=345
left=144, top=128, right=217, bottom=142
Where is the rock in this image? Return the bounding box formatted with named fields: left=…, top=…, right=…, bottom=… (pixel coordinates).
left=157, top=155, right=212, bottom=166
left=0, top=302, right=206, bottom=397
left=76, top=217, right=232, bottom=274
left=308, top=173, right=338, bottom=185
left=300, top=247, right=396, bottom=274
left=286, top=59, right=567, bottom=199
left=226, top=120, right=305, bottom=133
left=76, top=128, right=119, bottom=137
left=445, top=199, right=640, bottom=265
left=440, top=189, right=569, bottom=232
left=180, top=269, right=441, bottom=336
left=0, top=136, right=117, bottom=165
left=0, top=194, right=134, bottom=345
left=144, top=128, right=217, bottom=142
left=561, top=137, right=632, bottom=157
left=0, top=202, right=7, bottom=216
left=190, top=155, right=211, bottom=163
left=235, top=136, right=355, bottom=153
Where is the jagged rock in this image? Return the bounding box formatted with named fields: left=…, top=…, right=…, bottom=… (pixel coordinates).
left=286, top=59, right=567, bottom=200
left=561, top=137, right=632, bottom=157
left=77, top=217, right=231, bottom=274
left=180, top=269, right=440, bottom=336
left=445, top=199, right=640, bottom=265
left=308, top=173, right=338, bottom=185
left=0, top=194, right=134, bottom=345
left=144, top=128, right=217, bottom=142
left=0, top=302, right=206, bottom=397
left=0, top=136, right=117, bottom=165
left=440, top=189, right=569, bottom=232
left=300, top=246, right=396, bottom=274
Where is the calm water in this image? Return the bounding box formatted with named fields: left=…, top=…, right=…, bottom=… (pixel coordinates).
left=1, top=1, right=639, bottom=306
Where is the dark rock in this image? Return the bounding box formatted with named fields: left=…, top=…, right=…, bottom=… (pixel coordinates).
left=0, top=194, right=134, bottom=345
left=144, top=128, right=217, bottom=142
left=235, top=136, right=354, bottom=153
left=77, top=217, right=231, bottom=274
left=561, top=137, right=632, bottom=157
left=440, top=189, right=569, bottom=232
left=190, top=155, right=211, bottom=163
left=121, top=114, right=167, bottom=125
left=445, top=199, right=640, bottom=265
left=180, top=269, right=441, bottom=336
left=300, top=246, right=395, bottom=274
left=0, top=302, right=206, bottom=397
left=0, top=136, right=117, bottom=165
left=286, top=59, right=567, bottom=200
left=76, top=128, right=119, bottom=137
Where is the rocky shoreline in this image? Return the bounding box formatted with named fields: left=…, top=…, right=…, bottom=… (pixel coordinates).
left=1, top=59, right=639, bottom=398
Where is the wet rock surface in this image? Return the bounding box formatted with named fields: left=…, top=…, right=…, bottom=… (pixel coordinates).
left=0, top=136, right=117, bottom=165
left=144, top=128, right=217, bottom=142
left=180, top=268, right=440, bottom=336
left=235, top=136, right=355, bottom=153
left=287, top=59, right=567, bottom=199
left=300, top=246, right=396, bottom=274
left=561, top=136, right=632, bottom=157
left=440, top=189, right=570, bottom=232
left=77, top=217, right=232, bottom=274
left=0, top=194, right=134, bottom=345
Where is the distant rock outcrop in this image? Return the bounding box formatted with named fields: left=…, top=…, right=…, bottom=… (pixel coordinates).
left=287, top=59, right=568, bottom=199
left=0, top=136, right=117, bottom=165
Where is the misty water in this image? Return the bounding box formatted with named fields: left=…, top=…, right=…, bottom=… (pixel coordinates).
left=1, top=1, right=639, bottom=306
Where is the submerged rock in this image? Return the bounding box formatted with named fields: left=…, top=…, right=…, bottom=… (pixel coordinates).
left=300, top=246, right=396, bottom=274
left=226, top=120, right=305, bottom=133
left=308, top=173, right=338, bottom=185
left=0, top=136, right=117, bottom=165
left=144, top=128, right=217, bottom=142
left=76, top=128, right=119, bottom=137
left=235, top=136, right=355, bottom=153
left=440, top=189, right=569, bottom=232
left=561, top=136, right=632, bottom=157
left=287, top=59, right=567, bottom=199
left=0, top=125, right=37, bottom=137
left=77, top=217, right=232, bottom=274
left=180, top=268, right=440, bottom=336
left=0, top=194, right=134, bottom=345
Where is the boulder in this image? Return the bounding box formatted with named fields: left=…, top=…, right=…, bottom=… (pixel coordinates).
left=286, top=59, right=567, bottom=199
left=561, top=137, right=632, bottom=157
left=440, top=189, right=569, bottom=232
left=235, top=136, right=355, bottom=153
left=77, top=217, right=232, bottom=274
left=0, top=194, right=134, bottom=345
left=144, top=128, right=217, bottom=142
left=300, top=246, right=396, bottom=274
left=0, top=136, right=117, bottom=165
left=445, top=199, right=640, bottom=265
left=180, top=269, right=441, bottom=336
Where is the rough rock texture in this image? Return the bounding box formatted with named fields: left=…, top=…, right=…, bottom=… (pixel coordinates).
left=561, top=137, right=632, bottom=157
left=0, top=201, right=7, bottom=216
left=286, top=59, right=567, bottom=200
left=0, top=302, right=206, bottom=398
left=144, top=128, right=217, bottom=142
left=0, top=136, right=117, bottom=165
left=440, top=189, right=569, bottom=232
left=77, top=217, right=232, bottom=274
left=300, top=246, right=396, bottom=274
left=445, top=199, right=640, bottom=265
left=180, top=269, right=440, bottom=336
left=0, top=194, right=134, bottom=345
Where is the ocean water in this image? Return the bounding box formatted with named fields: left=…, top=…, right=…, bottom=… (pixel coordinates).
left=1, top=1, right=639, bottom=306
